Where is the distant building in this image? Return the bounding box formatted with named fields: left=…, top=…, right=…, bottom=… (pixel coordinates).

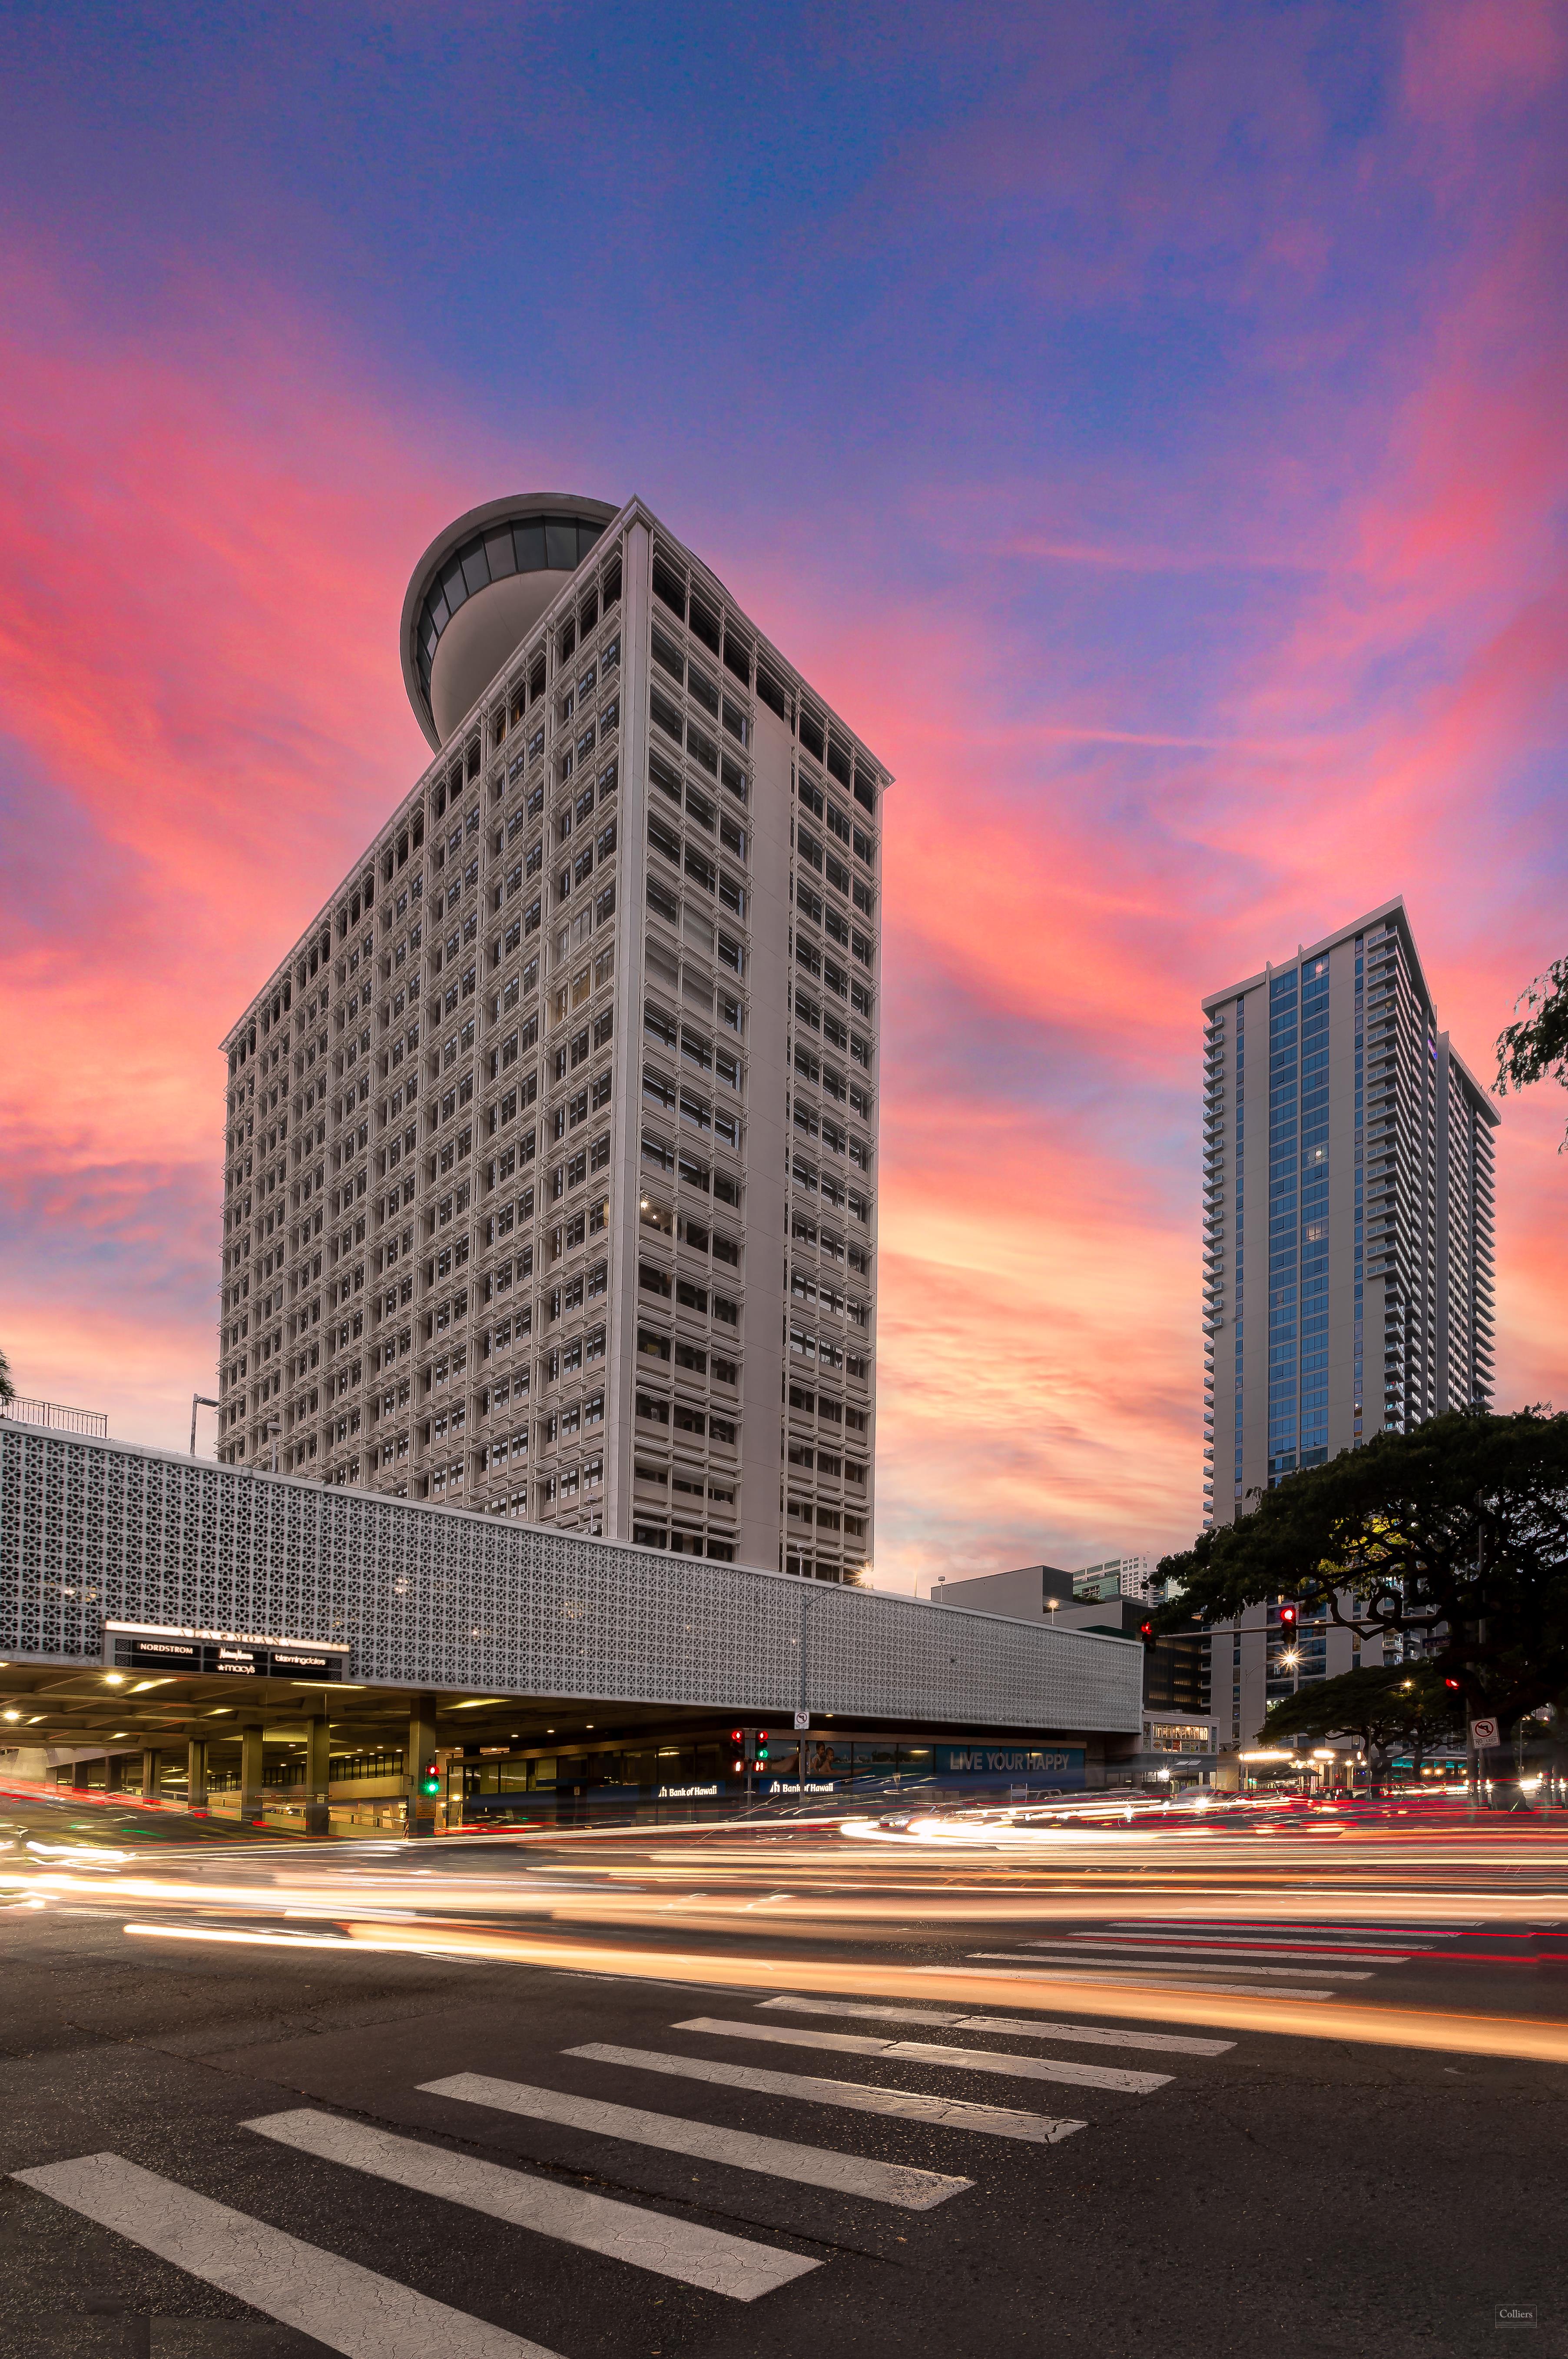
left=1201, top=897, right=1496, bottom=1529
left=929, top=1564, right=1074, bottom=1619
left=933, top=1570, right=1216, bottom=1781
left=1072, top=1553, right=1154, bottom=1603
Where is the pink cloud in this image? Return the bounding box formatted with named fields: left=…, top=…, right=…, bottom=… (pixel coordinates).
left=0, top=252, right=504, bottom=1437
left=1, top=157, right=1565, bottom=1603
left=1402, top=0, right=1568, bottom=127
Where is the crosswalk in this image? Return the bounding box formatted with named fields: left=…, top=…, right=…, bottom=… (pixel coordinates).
left=10, top=1979, right=1230, bottom=2352
left=964, top=1916, right=1484, bottom=1999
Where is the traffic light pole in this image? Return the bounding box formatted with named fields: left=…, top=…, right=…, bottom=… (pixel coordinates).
left=407, top=1694, right=440, bottom=1838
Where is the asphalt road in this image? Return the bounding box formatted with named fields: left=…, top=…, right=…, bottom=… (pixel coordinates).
left=3, top=1787, right=1567, bottom=2359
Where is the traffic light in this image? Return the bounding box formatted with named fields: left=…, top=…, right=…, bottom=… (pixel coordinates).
left=1138, top=1618, right=1155, bottom=1642
left=419, top=1758, right=441, bottom=1798
left=756, top=1732, right=771, bottom=1765
left=1445, top=1677, right=1462, bottom=1692
left=1277, top=1605, right=1298, bottom=1632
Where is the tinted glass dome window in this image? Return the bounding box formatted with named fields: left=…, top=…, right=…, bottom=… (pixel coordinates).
left=403, top=496, right=618, bottom=749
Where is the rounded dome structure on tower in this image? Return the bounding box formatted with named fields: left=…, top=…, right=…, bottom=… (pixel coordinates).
left=401, top=492, right=620, bottom=750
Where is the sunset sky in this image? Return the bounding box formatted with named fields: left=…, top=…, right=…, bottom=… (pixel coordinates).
left=1, top=1, right=1565, bottom=1592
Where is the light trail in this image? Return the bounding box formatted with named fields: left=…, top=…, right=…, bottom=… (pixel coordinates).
left=7, top=1860, right=1563, bottom=1939
left=113, top=1918, right=1568, bottom=2067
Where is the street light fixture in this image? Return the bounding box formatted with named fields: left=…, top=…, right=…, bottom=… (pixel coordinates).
left=190, top=1393, right=219, bottom=1456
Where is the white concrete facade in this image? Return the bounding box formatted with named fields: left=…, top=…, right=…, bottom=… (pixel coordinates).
left=215, top=501, right=887, bottom=1584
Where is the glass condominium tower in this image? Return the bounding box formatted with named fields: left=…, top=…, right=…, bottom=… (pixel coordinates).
left=215, top=495, right=888, bottom=1583
left=1201, top=897, right=1497, bottom=1528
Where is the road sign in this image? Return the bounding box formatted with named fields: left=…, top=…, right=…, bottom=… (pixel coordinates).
left=793, top=1711, right=810, bottom=1731
left=1469, top=1717, right=1499, bottom=1749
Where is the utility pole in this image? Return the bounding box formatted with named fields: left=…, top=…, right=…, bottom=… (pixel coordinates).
left=189, top=1393, right=219, bottom=1455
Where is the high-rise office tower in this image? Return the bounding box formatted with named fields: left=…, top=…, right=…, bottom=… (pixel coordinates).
left=216, top=495, right=887, bottom=1582
left=1201, top=897, right=1496, bottom=1528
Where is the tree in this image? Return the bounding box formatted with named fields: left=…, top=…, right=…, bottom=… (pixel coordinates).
left=0, top=1345, right=13, bottom=1405
left=1257, top=1663, right=1461, bottom=1789
left=1496, top=953, right=1568, bottom=1148
left=1151, top=1409, right=1568, bottom=1734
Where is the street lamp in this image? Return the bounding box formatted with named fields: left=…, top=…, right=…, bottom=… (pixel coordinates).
left=190, top=1393, right=219, bottom=1455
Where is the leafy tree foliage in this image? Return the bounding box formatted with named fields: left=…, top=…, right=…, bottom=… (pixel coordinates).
left=0, top=1344, right=12, bottom=1404
left=1152, top=1410, right=1568, bottom=1729
left=1259, top=1662, right=1460, bottom=1782
left=1496, top=953, right=1568, bottom=1148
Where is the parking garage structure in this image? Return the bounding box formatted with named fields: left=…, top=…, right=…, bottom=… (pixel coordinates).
left=1, top=1420, right=1143, bottom=1832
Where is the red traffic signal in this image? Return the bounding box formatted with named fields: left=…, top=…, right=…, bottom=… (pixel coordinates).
left=1278, top=1605, right=1298, bottom=1629
left=1138, top=1619, right=1155, bottom=1641
left=1444, top=1677, right=1462, bottom=1691
left=728, top=1728, right=743, bottom=1743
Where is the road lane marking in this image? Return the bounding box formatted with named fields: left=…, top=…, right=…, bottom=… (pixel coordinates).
left=10, top=2152, right=560, bottom=2359
left=421, top=2072, right=971, bottom=2212
left=1073, top=1937, right=1430, bottom=1961
left=1015, top=1948, right=1374, bottom=1981
left=567, top=2043, right=1086, bottom=2144
left=956, top=1959, right=1335, bottom=1998
left=670, top=2018, right=1170, bottom=2094
left=245, top=2109, right=816, bottom=2303
left=1111, top=1920, right=1481, bottom=1933
left=757, top=1997, right=1233, bottom=2055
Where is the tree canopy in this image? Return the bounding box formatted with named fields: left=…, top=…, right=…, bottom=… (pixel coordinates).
left=1258, top=1662, right=1460, bottom=1777
left=1496, top=952, right=1568, bottom=1148
left=1152, top=1409, right=1568, bottom=1728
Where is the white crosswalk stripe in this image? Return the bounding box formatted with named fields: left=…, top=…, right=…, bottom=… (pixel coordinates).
left=1112, top=1919, right=1481, bottom=1938
left=245, top=2109, right=819, bottom=2302
left=668, top=2017, right=1172, bottom=2094
left=958, top=1958, right=1337, bottom=1997
left=12, top=1960, right=1227, bottom=2346
left=1011, top=1947, right=1375, bottom=1981
left=1008, top=1915, right=1489, bottom=2001
left=1041, top=1938, right=1389, bottom=1966
left=11, top=2151, right=564, bottom=2359
left=421, top=2071, right=973, bottom=2210
left=756, top=1996, right=1234, bottom=2055
left=568, top=2040, right=1088, bottom=2143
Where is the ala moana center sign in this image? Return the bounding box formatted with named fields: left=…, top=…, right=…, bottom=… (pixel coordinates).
left=104, top=1621, right=351, bottom=1681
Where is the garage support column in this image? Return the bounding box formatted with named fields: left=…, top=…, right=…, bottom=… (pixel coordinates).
left=239, top=1721, right=266, bottom=1828
left=407, top=1695, right=439, bottom=1838
left=186, top=1735, right=209, bottom=1815
left=305, top=1715, right=332, bottom=1839
left=139, top=1746, right=163, bottom=1802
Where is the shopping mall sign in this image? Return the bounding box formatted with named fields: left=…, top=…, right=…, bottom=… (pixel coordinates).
left=103, top=1621, right=351, bottom=1680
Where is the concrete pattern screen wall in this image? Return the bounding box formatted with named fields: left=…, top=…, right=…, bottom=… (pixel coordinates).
left=1, top=1427, right=1141, bottom=1734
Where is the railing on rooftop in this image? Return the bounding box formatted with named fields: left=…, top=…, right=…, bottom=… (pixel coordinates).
left=0, top=1397, right=109, bottom=1439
